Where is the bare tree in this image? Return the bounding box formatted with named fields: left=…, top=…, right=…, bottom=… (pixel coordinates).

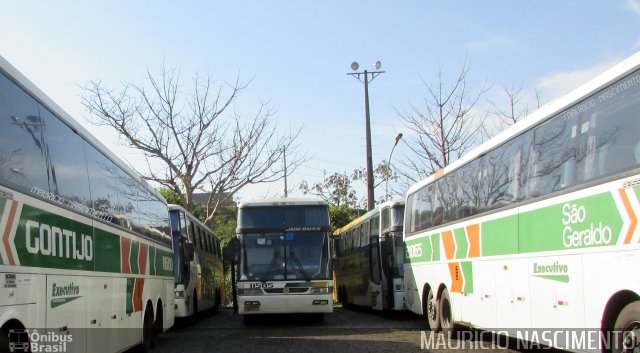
left=486, top=83, right=542, bottom=136
left=81, top=65, right=304, bottom=224
left=396, top=58, right=490, bottom=184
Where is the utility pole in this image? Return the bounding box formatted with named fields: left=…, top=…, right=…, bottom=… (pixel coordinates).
left=283, top=147, right=288, bottom=197
left=348, top=60, right=385, bottom=211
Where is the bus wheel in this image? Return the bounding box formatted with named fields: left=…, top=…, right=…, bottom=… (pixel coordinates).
left=139, top=306, right=153, bottom=353
left=423, top=286, right=440, bottom=331
left=439, top=288, right=456, bottom=338
left=193, top=292, right=199, bottom=316
left=0, top=328, right=9, bottom=353
left=613, top=301, right=640, bottom=353
left=152, top=303, right=163, bottom=348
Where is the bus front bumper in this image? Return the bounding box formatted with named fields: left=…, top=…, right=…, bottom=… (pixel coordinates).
left=239, top=294, right=333, bottom=314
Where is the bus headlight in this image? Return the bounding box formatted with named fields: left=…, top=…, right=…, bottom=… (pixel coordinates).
left=238, top=288, right=263, bottom=296
left=309, top=287, right=330, bottom=294
left=175, top=290, right=185, bottom=299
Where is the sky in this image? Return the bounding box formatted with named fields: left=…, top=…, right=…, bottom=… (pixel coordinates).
left=1, top=0, right=640, bottom=204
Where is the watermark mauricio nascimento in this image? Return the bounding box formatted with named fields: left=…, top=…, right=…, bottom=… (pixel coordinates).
left=420, top=329, right=636, bottom=351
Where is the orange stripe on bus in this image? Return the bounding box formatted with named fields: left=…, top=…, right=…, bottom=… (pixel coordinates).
left=448, top=262, right=463, bottom=293
left=434, top=169, right=444, bottom=179
left=618, top=189, right=638, bottom=244
left=466, top=224, right=480, bottom=258
left=138, top=243, right=148, bottom=275
left=133, top=278, right=145, bottom=312
left=442, top=230, right=456, bottom=260
left=121, top=237, right=132, bottom=274
left=3, top=201, right=18, bottom=266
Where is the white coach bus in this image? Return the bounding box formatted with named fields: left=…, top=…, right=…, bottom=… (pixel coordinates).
left=404, top=51, right=640, bottom=352
left=236, top=198, right=333, bottom=321
left=0, top=55, right=174, bottom=353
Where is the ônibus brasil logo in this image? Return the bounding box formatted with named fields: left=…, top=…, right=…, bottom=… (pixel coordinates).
left=8, top=329, right=73, bottom=353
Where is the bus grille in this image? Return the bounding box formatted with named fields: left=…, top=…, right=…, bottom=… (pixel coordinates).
left=264, top=288, right=309, bottom=294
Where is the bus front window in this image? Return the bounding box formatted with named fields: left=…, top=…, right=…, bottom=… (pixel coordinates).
left=286, top=232, right=331, bottom=280
left=239, top=232, right=331, bottom=281
left=239, top=234, right=285, bottom=281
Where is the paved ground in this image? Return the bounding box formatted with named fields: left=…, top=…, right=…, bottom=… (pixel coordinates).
left=150, top=306, right=550, bottom=353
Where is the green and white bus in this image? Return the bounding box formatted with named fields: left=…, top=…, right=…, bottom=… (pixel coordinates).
left=0, top=55, right=174, bottom=353
left=169, top=205, right=224, bottom=318
left=236, top=198, right=333, bottom=319
left=403, top=51, right=640, bottom=352
left=333, top=200, right=405, bottom=311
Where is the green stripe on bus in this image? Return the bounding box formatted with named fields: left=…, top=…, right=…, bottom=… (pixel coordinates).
left=519, top=191, right=623, bottom=253
left=130, top=241, right=140, bottom=274
left=93, top=228, right=121, bottom=273
left=482, top=215, right=518, bottom=256
left=126, top=278, right=135, bottom=314
left=155, top=248, right=174, bottom=277
left=0, top=198, right=4, bottom=265
left=432, top=233, right=441, bottom=261
left=15, top=204, right=94, bottom=271
left=149, top=246, right=156, bottom=275
left=454, top=228, right=468, bottom=259
left=461, top=261, right=473, bottom=294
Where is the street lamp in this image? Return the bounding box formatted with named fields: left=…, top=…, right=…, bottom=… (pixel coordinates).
left=386, top=132, right=403, bottom=201
left=348, top=60, right=385, bottom=211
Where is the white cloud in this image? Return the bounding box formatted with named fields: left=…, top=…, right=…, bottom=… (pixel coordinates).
left=628, top=0, right=640, bottom=15
left=535, top=61, right=615, bottom=104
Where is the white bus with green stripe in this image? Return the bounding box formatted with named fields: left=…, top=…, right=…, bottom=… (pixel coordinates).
left=236, top=198, right=333, bottom=321
left=404, top=51, right=640, bottom=352
left=0, top=55, right=174, bottom=353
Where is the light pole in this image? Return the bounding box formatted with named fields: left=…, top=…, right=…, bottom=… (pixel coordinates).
left=348, top=60, right=385, bottom=211
left=386, top=132, right=403, bottom=201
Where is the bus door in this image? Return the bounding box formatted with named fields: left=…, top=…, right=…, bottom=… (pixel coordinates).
left=369, top=235, right=383, bottom=310
left=380, top=233, right=394, bottom=310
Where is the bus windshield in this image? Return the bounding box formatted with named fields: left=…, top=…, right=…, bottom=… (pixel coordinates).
left=239, top=231, right=331, bottom=281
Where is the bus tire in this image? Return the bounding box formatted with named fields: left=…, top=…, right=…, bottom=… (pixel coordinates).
left=0, top=328, right=10, bottom=353
left=193, top=292, right=199, bottom=316
left=439, top=288, right=456, bottom=338
left=423, top=285, right=440, bottom=331
left=613, top=301, right=640, bottom=353
left=152, top=302, right=163, bottom=348
left=139, top=306, right=153, bottom=353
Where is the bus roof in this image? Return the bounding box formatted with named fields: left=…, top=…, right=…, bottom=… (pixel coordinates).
left=237, top=197, right=328, bottom=208
left=0, top=54, right=166, bottom=204
left=406, top=49, right=640, bottom=197
left=333, top=199, right=405, bottom=236
left=168, top=204, right=219, bottom=239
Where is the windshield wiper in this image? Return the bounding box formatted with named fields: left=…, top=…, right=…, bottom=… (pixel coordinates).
left=263, top=250, right=281, bottom=280
left=289, top=250, right=309, bottom=281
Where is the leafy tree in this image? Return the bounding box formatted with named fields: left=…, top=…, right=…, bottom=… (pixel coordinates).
left=299, top=171, right=358, bottom=208
left=329, top=205, right=355, bottom=232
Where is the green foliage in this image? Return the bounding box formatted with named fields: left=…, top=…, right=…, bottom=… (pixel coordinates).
left=299, top=171, right=358, bottom=208
left=330, top=205, right=355, bottom=233
left=159, top=188, right=181, bottom=205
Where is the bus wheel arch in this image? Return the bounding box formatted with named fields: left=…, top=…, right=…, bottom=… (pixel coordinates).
left=422, top=283, right=440, bottom=331
left=1, top=319, right=27, bottom=353
left=601, top=290, right=640, bottom=352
